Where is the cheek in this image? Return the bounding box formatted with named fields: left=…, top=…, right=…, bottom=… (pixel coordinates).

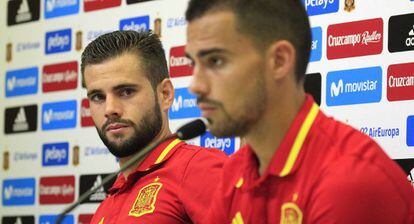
left=89, top=105, right=104, bottom=125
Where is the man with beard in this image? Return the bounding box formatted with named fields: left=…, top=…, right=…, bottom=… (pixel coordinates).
left=81, top=30, right=227, bottom=224
left=185, top=0, right=414, bottom=223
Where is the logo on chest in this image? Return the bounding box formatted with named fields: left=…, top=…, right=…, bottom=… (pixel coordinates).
left=280, top=202, right=303, bottom=224
left=129, top=179, right=163, bottom=218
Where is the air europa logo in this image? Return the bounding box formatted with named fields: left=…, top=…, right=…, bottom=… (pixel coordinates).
left=42, top=61, right=78, bottom=92
left=5, top=67, right=38, bottom=97
left=387, top=62, right=414, bottom=101
left=327, top=18, right=383, bottom=59
left=120, top=15, right=150, bottom=32
left=326, top=67, right=382, bottom=106
left=169, top=88, right=200, bottom=119
left=302, top=0, right=339, bottom=16
left=45, top=28, right=72, bottom=54
left=169, top=46, right=193, bottom=78
left=42, top=100, right=77, bottom=130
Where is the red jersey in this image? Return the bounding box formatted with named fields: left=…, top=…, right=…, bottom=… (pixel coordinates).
left=207, top=95, right=414, bottom=224
left=90, top=138, right=227, bottom=224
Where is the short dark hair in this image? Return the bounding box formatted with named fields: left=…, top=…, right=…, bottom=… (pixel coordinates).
left=185, top=0, right=311, bottom=81
left=81, top=30, right=169, bottom=89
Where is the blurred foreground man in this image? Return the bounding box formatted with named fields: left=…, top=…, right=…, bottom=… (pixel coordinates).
left=185, top=0, right=414, bottom=223
left=81, top=30, right=227, bottom=224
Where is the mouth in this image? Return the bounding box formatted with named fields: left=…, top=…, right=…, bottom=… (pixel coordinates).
left=106, top=123, right=130, bottom=134
left=197, top=103, right=218, bottom=117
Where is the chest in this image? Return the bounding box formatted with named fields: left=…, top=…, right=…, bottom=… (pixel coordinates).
left=91, top=170, right=190, bottom=224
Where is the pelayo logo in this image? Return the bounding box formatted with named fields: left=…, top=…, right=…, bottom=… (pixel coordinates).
left=120, top=15, right=150, bottom=32
left=302, top=0, right=339, bottom=16
left=45, top=28, right=72, bottom=54
left=200, top=131, right=235, bottom=155
left=42, top=142, right=69, bottom=166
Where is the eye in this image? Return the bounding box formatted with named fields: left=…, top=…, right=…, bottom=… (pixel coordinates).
left=119, top=88, right=136, bottom=97
left=89, top=93, right=105, bottom=103
left=207, top=56, right=224, bottom=68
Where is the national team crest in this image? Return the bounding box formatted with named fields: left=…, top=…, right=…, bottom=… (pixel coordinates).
left=280, top=202, right=303, bottom=224
left=129, top=181, right=163, bottom=217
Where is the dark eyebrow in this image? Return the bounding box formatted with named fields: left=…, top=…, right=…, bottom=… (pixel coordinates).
left=186, top=48, right=227, bottom=60
left=113, top=84, right=138, bottom=92
left=87, top=89, right=101, bottom=98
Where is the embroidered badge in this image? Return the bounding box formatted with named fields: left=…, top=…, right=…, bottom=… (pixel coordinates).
left=280, top=202, right=303, bottom=224
left=129, top=180, right=163, bottom=218
left=344, top=0, right=355, bottom=12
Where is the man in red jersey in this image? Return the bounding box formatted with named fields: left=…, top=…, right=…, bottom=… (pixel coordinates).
left=184, top=0, right=414, bottom=223
left=81, top=30, right=227, bottom=224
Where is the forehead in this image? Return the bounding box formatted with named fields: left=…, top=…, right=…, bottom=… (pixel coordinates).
left=186, top=11, right=252, bottom=55
left=84, top=53, right=148, bottom=88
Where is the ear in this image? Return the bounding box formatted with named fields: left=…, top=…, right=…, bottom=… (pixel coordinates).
left=266, top=40, right=296, bottom=81
left=156, top=78, right=174, bottom=112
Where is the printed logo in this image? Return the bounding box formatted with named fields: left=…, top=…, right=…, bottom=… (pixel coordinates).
left=281, top=202, right=303, bottom=224
left=310, top=27, right=322, bottom=62
left=169, top=46, right=193, bottom=78
left=327, top=18, right=383, bottom=59
left=3, top=150, right=10, bottom=171
left=16, top=41, right=41, bottom=52
left=79, top=174, right=115, bottom=203
left=388, top=13, right=414, bottom=53
left=42, top=61, right=78, bottom=92
left=42, top=100, right=77, bottom=130
left=86, top=29, right=113, bottom=44
left=407, top=116, right=414, bottom=147
left=39, top=176, right=75, bottom=204
left=42, top=142, right=69, bottom=166
left=166, top=16, right=187, bottom=29
left=84, top=146, right=110, bottom=157
left=154, top=17, right=162, bottom=38
left=360, top=126, right=400, bottom=139
left=7, top=42, right=13, bottom=62
left=39, top=215, right=73, bottom=224
left=4, top=105, right=37, bottom=134
left=78, top=214, right=93, bottom=224
left=387, top=62, right=414, bottom=101
left=73, top=145, right=80, bottom=166
left=126, top=0, right=154, bottom=4
left=394, top=159, right=414, bottom=187
left=81, top=99, right=94, bottom=127
left=84, top=0, right=121, bottom=12
left=200, top=131, right=235, bottom=155
left=75, top=30, right=82, bottom=51
left=344, top=0, right=355, bottom=12
left=45, top=28, right=72, bottom=54
left=304, top=73, right=321, bottom=105
left=44, top=0, right=79, bottom=19
left=302, top=0, right=339, bottom=16
left=7, top=0, right=40, bottom=26
left=13, top=151, right=38, bottom=162
left=120, top=15, right=150, bottom=32
left=326, top=67, right=382, bottom=106
left=5, top=67, right=38, bottom=97
left=169, top=88, right=200, bottom=119
left=129, top=180, right=162, bottom=217
left=2, top=178, right=35, bottom=206
left=2, top=216, right=35, bottom=224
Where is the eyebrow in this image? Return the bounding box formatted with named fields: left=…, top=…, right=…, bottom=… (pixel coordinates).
left=186, top=48, right=227, bottom=60
left=87, top=84, right=139, bottom=97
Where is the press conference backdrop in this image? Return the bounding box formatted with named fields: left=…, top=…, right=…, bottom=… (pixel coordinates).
left=0, top=0, right=413, bottom=223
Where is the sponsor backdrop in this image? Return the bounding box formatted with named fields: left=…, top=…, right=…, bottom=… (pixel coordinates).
left=0, top=0, right=413, bottom=222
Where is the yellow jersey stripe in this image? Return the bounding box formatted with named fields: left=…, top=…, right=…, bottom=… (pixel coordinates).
left=154, top=138, right=181, bottom=164
left=279, top=103, right=319, bottom=177
left=232, top=212, right=244, bottom=224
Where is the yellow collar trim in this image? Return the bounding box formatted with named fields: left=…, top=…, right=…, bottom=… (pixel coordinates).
left=154, top=138, right=181, bottom=165
left=279, top=103, right=319, bottom=177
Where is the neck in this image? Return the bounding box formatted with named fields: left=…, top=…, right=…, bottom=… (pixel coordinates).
left=245, top=88, right=305, bottom=175
left=119, top=122, right=172, bottom=179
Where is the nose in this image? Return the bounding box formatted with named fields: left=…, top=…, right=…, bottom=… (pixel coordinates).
left=104, top=95, right=122, bottom=119
left=189, top=66, right=209, bottom=97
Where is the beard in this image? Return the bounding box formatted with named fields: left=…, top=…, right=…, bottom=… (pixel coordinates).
left=96, top=102, right=162, bottom=158
left=199, top=73, right=267, bottom=138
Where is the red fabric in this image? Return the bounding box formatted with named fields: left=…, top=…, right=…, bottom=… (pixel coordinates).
left=90, top=138, right=227, bottom=224
left=207, top=95, right=414, bottom=224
